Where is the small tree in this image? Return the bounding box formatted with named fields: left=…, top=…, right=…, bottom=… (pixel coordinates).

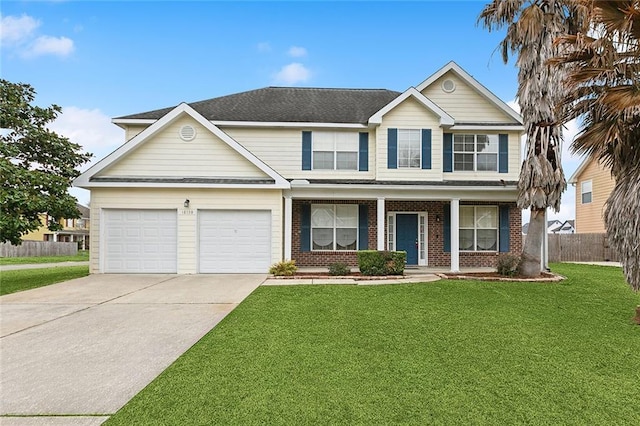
left=0, top=79, right=92, bottom=245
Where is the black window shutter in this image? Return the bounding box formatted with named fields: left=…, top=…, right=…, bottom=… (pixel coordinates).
left=300, top=204, right=311, bottom=252
left=422, top=129, right=432, bottom=169
left=498, top=134, right=508, bottom=173
left=443, top=133, right=453, bottom=172
left=359, top=132, right=369, bottom=171
left=358, top=204, right=369, bottom=250
left=499, top=205, right=510, bottom=252
left=302, top=131, right=312, bottom=170
left=387, top=128, right=398, bottom=169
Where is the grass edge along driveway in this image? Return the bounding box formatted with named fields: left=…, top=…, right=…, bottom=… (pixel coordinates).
left=106, top=263, right=640, bottom=425
left=0, top=266, right=89, bottom=296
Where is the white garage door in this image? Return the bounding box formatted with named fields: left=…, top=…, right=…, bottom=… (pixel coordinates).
left=199, top=210, right=271, bottom=273
left=103, top=209, right=177, bottom=273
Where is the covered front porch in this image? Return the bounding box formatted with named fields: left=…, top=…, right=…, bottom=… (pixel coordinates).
left=281, top=180, right=522, bottom=272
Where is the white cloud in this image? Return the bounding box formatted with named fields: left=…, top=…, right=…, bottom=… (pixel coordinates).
left=273, top=62, right=311, bottom=85
left=49, top=106, right=124, bottom=206
left=257, top=42, right=271, bottom=52
left=288, top=46, right=307, bottom=57
left=0, top=14, right=40, bottom=45
left=25, top=35, right=74, bottom=57
left=1, top=13, right=75, bottom=58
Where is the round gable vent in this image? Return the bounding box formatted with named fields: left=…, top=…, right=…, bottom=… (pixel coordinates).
left=442, top=79, right=456, bottom=93
left=179, top=125, right=196, bottom=141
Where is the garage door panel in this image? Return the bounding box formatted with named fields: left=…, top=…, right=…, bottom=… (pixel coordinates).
left=104, top=209, right=177, bottom=273
left=199, top=210, right=271, bottom=273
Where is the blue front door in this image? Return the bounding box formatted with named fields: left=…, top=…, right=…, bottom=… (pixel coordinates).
left=396, top=214, right=418, bottom=265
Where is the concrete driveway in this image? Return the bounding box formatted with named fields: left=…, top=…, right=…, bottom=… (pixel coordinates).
left=0, top=274, right=265, bottom=425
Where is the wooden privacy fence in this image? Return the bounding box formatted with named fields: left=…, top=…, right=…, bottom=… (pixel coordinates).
left=548, top=233, right=619, bottom=262
left=0, top=241, right=78, bottom=258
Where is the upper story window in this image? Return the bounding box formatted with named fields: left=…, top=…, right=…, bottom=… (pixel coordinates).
left=65, top=219, right=74, bottom=228
left=581, top=180, right=592, bottom=204
left=312, top=132, right=358, bottom=170
left=398, top=129, right=421, bottom=168
left=311, top=204, right=358, bottom=250
left=459, top=206, right=498, bottom=251
left=454, top=134, right=498, bottom=172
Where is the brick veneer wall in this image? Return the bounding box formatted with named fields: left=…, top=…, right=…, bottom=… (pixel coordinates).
left=291, top=199, right=522, bottom=268
left=292, top=200, right=377, bottom=267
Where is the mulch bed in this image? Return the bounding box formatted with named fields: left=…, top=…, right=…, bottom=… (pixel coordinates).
left=271, top=272, right=406, bottom=281
left=437, top=271, right=565, bottom=282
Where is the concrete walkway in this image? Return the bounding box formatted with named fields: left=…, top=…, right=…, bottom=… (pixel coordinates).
left=0, top=261, right=89, bottom=271
left=0, top=273, right=265, bottom=425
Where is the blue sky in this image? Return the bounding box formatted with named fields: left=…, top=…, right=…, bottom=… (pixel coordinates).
left=1, top=0, right=582, bottom=222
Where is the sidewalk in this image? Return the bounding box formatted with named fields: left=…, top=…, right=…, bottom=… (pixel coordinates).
left=0, top=261, right=89, bottom=272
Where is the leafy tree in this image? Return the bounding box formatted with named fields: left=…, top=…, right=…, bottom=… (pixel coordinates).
left=0, top=79, right=92, bottom=245
left=552, top=0, right=640, bottom=291
left=478, top=0, right=586, bottom=276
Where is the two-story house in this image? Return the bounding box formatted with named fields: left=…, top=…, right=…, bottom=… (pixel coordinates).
left=21, top=203, right=91, bottom=250
left=74, top=61, right=524, bottom=274
left=568, top=155, right=615, bottom=233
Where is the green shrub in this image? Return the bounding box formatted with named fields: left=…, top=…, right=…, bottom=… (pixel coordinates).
left=496, top=253, right=520, bottom=277
left=357, top=251, right=406, bottom=276
left=269, top=260, right=297, bottom=276
left=328, top=262, right=350, bottom=276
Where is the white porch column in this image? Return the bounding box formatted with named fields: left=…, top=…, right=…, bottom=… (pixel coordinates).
left=284, top=196, right=292, bottom=260
left=377, top=197, right=385, bottom=250
left=542, top=208, right=549, bottom=271
left=450, top=199, right=460, bottom=272
left=53, top=233, right=58, bottom=242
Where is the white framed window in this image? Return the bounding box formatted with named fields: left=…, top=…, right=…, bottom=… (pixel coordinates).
left=311, top=204, right=358, bottom=251
left=459, top=206, right=498, bottom=251
left=398, top=129, right=421, bottom=168
left=581, top=180, right=592, bottom=204
left=312, top=132, right=358, bottom=170
left=453, top=134, right=499, bottom=172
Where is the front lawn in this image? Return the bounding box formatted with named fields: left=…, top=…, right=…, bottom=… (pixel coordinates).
left=107, top=263, right=640, bottom=425
left=0, top=266, right=89, bottom=295
left=0, top=250, right=89, bottom=265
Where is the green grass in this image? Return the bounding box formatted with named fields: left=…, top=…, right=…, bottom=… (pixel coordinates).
left=0, top=250, right=89, bottom=265
left=0, top=266, right=89, bottom=295
left=106, top=263, right=640, bottom=425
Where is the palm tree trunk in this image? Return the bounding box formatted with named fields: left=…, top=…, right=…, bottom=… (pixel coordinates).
left=604, top=168, right=640, bottom=291
left=520, top=207, right=545, bottom=277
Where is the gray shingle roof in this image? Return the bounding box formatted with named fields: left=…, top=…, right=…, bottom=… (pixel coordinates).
left=116, top=87, right=402, bottom=124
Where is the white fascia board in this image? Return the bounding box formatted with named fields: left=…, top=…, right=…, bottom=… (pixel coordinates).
left=74, top=103, right=290, bottom=189
left=450, top=124, right=525, bottom=131
left=112, top=118, right=368, bottom=129
left=567, top=155, right=591, bottom=184
left=75, top=181, right=289, bottom=190
left=416, top=61, right=523, bottom=125
left=368, top=87, right=455, bottom=126
left=288, top=183, right=518, bottom=201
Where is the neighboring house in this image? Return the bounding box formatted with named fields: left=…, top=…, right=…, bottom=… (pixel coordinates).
left=568, top=155, right=615, bottom=233
left=522, top=219, right=575, bottom=235
left=21, top=204, right=91, bottom=249
left=74, top=61, right=524, bottom=274
left=548, top=220, right=575, bottom=234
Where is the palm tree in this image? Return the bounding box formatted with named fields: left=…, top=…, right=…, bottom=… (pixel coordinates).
left=551, top=0, right=640, bottom=291
left=478, top=0, right=585, bottom=276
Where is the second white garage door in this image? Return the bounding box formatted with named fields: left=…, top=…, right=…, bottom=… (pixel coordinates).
left=198, top=210, right=271, bottom=273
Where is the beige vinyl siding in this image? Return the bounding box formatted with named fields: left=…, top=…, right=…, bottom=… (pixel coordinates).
left=124, top=124, right=149, bottom=141
left=575, top=158, right=615, bottom=233
left=89, top=188, right=282, bottom=274
left=223, top=127, right=376, bottom=180
left=444, top=131, right=521, bottom=181
left=421, top=71, right=515, bottom=123
left=376, top=97, right=443, bottom=181
left=101, top=116, right=268, bottom=179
